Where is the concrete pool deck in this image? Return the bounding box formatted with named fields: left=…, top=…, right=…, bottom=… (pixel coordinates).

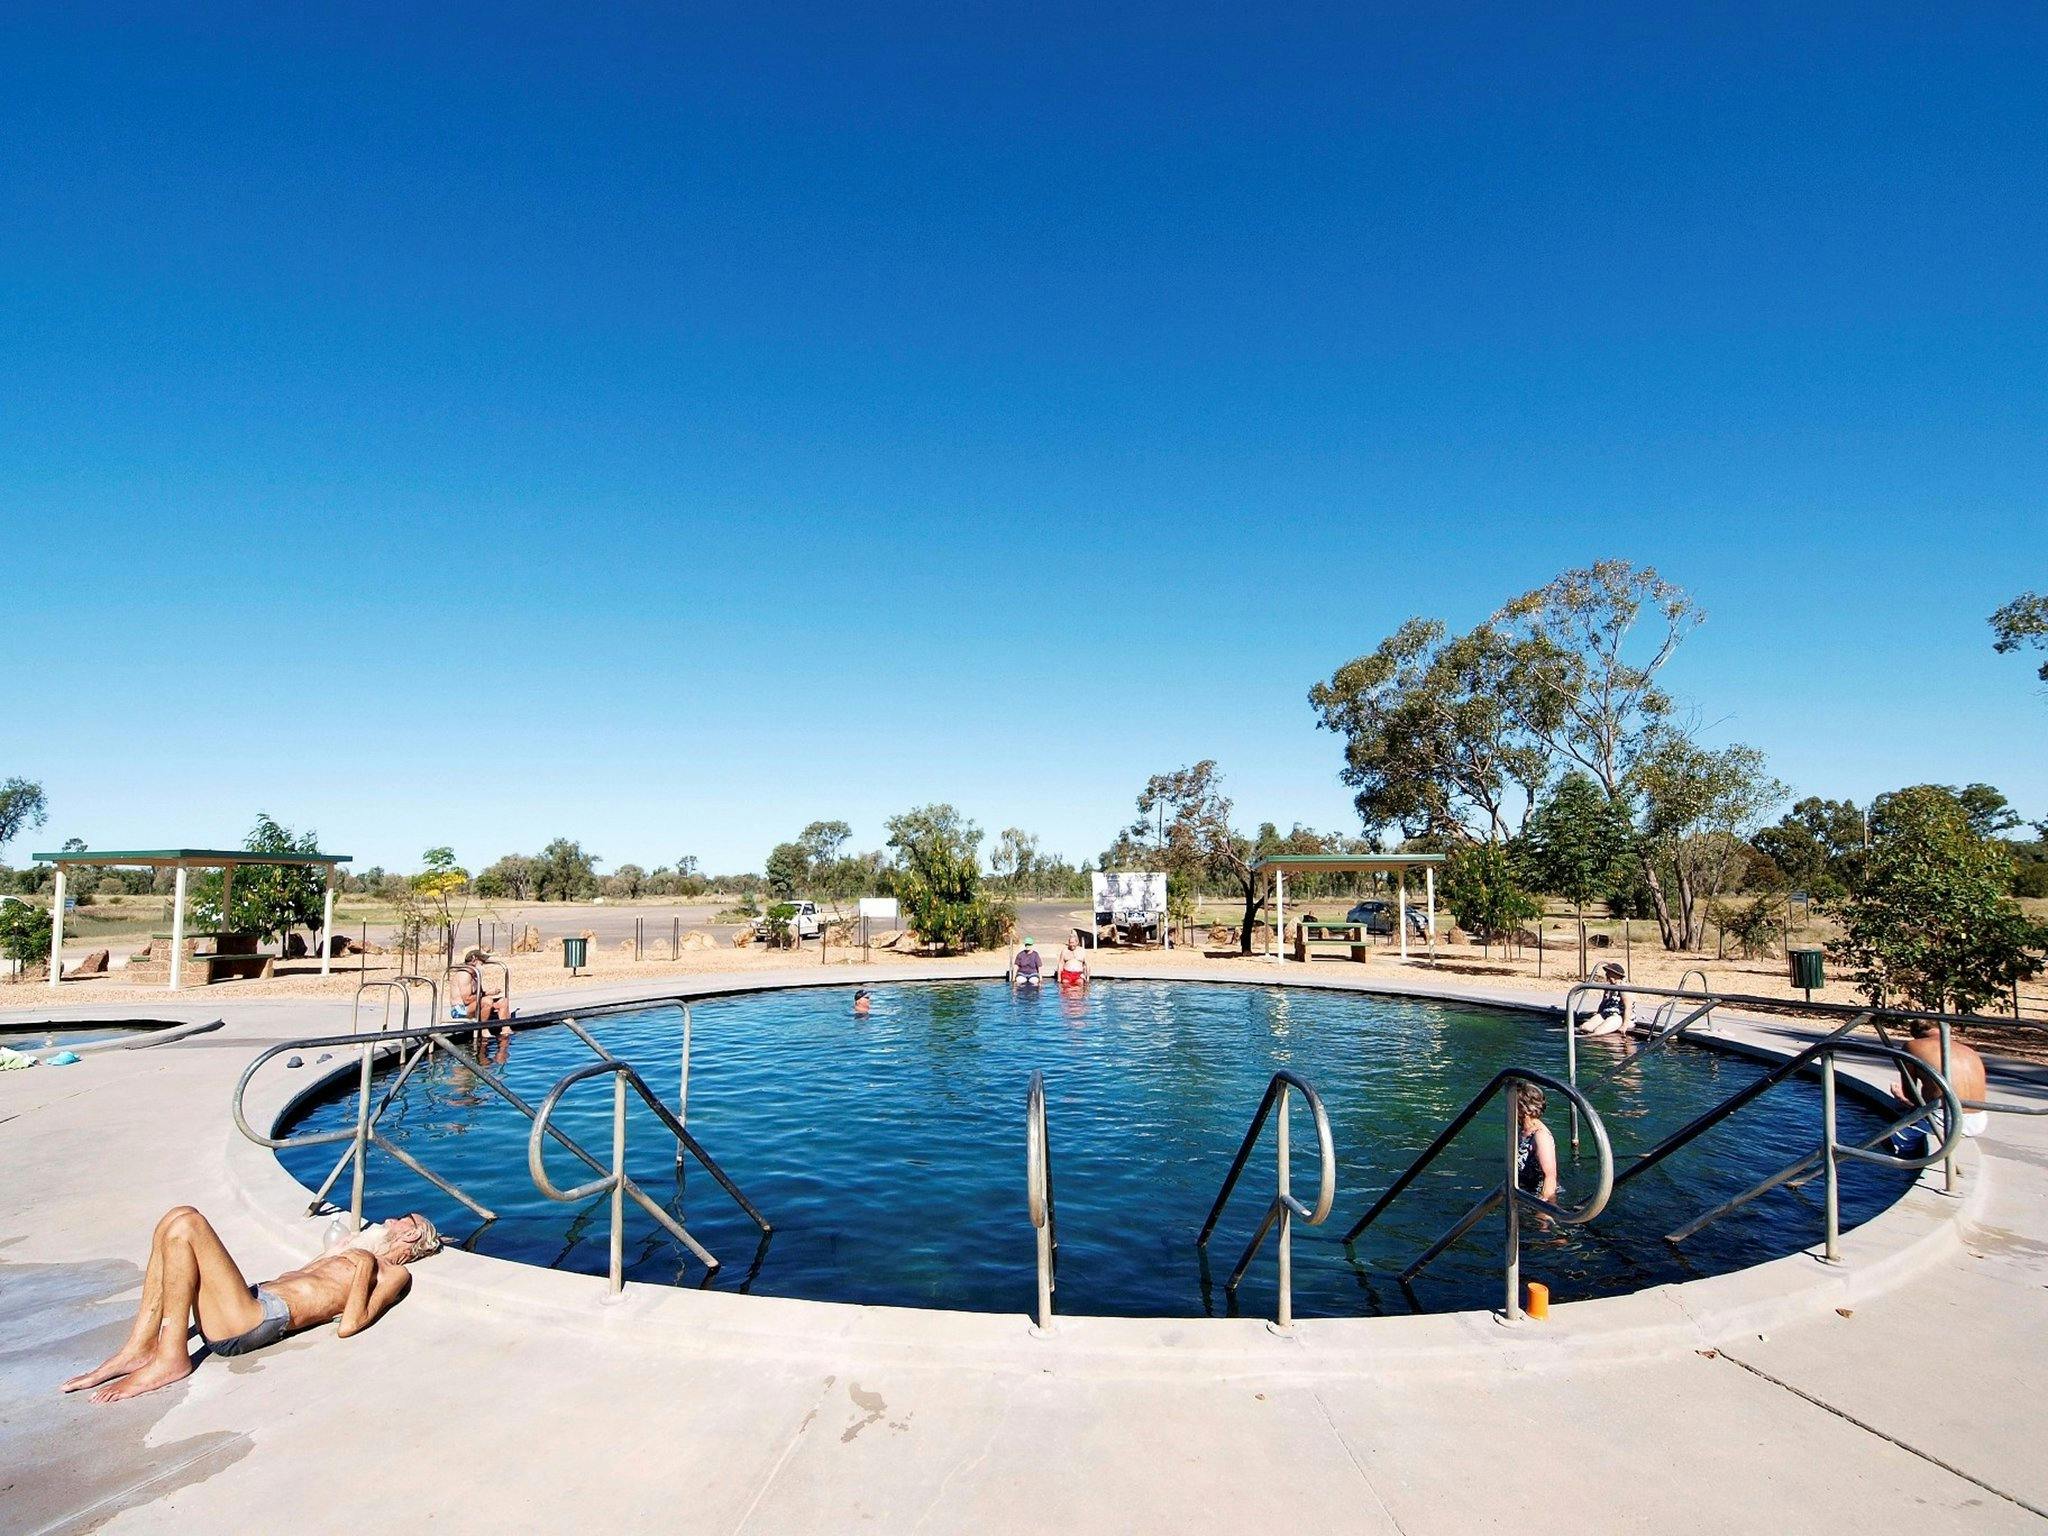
left=5, top=961, right=2048, bottom=1533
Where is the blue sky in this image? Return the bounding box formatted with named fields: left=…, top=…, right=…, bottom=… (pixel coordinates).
left=5, top=4, right=2043, bottom=874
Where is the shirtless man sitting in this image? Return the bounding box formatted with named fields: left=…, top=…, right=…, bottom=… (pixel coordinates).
left=61, top=1207, right=440, bottom=1403
left=1891, top=1021, right=1990, bottom=1155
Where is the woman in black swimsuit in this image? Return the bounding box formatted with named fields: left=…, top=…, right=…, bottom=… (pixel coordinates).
left=1515, top=1081, right=1558, bottom=1203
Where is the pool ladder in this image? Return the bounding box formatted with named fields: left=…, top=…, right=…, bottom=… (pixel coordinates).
left=1196, top=1071, right=1337, bottom=1330
left=1341, top=1068, right=1613, bottom=1321
left=233, top=996, right=770, bottom=1291
left=1026, top=1071, right=1058, bottom=1331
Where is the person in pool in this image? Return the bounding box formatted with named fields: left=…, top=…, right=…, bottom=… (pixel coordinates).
left=1577, top=962, right=1631, bottom=1037
left=1013, top=938, right=1043, bottom=985
left=1056, top=938, right=1089, bottom=989
left=853, top=987, right=872, bottom=1017
left=1515, top=1082, right=1559, bottom=1203
left=62, top=1207, right=441, bottom=1403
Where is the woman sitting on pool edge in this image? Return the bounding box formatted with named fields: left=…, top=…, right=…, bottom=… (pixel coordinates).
left=1056, top=937, right=1089, bottom=989
left=1515, top=1082, right=1559, bottom=1203
left=1576, top=961, right=1631, bottom=1038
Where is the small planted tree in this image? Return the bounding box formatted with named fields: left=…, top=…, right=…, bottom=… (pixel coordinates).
left=887, top=804, right=1013, bottom=952
left=1517, top=771, right=1632, bottom=975
left=190, top=815, right=330, bottom=953
left=1442, top=842, right=1541, bottom=959
left=0, top=898, right=53, bottom=979
left=1827, top=785, right=2048, bottom=1012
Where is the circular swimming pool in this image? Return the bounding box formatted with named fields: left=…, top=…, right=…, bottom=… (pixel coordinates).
left=276, top=980, right=1912, bottom=1319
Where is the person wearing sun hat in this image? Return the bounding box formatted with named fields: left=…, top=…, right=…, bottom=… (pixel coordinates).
left=1012, top=936, right=1043, bottom=987
left=1578, top=960, right=1631, bottom=1036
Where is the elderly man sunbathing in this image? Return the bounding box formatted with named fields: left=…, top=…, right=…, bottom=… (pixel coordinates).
left=61, top=1206, right=441, bottom=1402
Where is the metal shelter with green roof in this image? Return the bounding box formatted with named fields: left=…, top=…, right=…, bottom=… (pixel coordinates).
left=1246, top=851, right=1447, bottom=962
left=33, top=847, right=352, bottom=991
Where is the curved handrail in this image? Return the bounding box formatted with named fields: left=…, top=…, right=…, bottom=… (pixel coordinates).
left=1656, top=1039, right=1963, bottom=1256
left=527, top=1052, right=771, bottom=1294
left=1026, top=1070, right=1057, bottom=1330
left=232, top=1028, right=497, bottom=1229
left=1195, top=1070, right=1336, bottom=1329
left=1342, top=1067, right=1612, bottom=1319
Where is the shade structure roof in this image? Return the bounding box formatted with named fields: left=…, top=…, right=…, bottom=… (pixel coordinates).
left=33, top=848, right=351, bottom=867
left=1248, top=853, right=1445, bottom=874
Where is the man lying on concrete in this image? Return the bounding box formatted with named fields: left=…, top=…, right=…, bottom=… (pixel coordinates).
left=61, top=1207, right=441, bottom=1402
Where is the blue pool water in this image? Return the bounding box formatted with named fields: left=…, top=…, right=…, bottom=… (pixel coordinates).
left=276, top=981, right=1911, bottom=1319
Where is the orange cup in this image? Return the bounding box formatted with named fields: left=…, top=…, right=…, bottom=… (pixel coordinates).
left=1525, top=1281, right=1550, bottom=1319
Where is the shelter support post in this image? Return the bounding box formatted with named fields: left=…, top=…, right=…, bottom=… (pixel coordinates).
left=320, top=868, right=336, bottom=977
left=1273, top=870, right=1286, bottom=961
left=169, top=865, right=188, bottom=992
left=1397, top=871, right=1408, bottom=961
left=47, top=867, right=65, bottom=988
left=1426, top=866, right=1437, bottom=961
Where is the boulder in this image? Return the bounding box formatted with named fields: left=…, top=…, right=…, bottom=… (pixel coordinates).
left=732, top=926, right=756, bottom=948
left=63, top=948, right=111, bottom=978
left=283, top=933, right=308, bottom=959
left=679, top=930, right=714, bottom=951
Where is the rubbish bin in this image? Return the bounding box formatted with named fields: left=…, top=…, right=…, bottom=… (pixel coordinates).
left=1789, top=947, right=1824, bottom=999
left=562, top=935, right=589, bottom=974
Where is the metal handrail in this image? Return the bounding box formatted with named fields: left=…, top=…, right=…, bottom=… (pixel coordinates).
left=1195, top=1071, right=1336, bottom=1330
left=233, top=998, right=758, bottom=1262
left=1026, top=1070, right=1057, bottom=1331
left=233, top=1026, right=498, bottom=1230
left=527, top=1056, right=771, bottom=1293
left=1558, top=981, right=2048, bottom=1195
left=351, top=979, right=412, bottom=1037
left=1608, top=1034, right=1963, bottom=1258
left=1342, top=1068, right=1612, bottom=1321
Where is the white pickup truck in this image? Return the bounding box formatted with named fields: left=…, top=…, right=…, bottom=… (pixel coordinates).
left=757, top=900, right=823, bottom=940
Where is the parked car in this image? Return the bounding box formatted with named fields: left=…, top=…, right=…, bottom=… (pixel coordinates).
left=757, top=900, right=824, bottom=940
left=1344, top=899, right=1430, bottom=938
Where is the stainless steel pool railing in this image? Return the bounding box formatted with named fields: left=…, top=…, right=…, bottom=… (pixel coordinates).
left=234, top=1025, right=501, bottom=1231
left=1341, top=1069, right=1613, bottom=1321
left=350, top=979, right=413, bottom=1038
left=1196, top=1071, right=1336, bottom=1330
left=1609, top=1034, right=1962, bottom=1258
left=234, top=998, right=759, bottom=1267
left=1559, top=983, right=2048, bottom=1196
left=1026, top=1070, right=1058, bottom=1332
left=527, top=1049, right=771, bottom=1295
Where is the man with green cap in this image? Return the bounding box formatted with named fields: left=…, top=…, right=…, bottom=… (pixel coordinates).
left=1012, top=936, right=1043, bottom=986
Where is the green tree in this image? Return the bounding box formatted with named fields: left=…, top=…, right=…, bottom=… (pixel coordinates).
left=1990, top=591, right=2048, bottom=691
left=0, top=896, right=54, bottom=976
left=1516, top=771, right=1632, bottom=975
left=763, top=842, right=809, bottom=899
left=990, top=827, right=1040, bottom=891
left=1826, top=785, right=2048, bottom=1012
left=1442, top=841, right=1541, bottom=958
left=885, top=804, right=1011, bottom=951
left=474, top=854, right=541, bottom=900
left=1310, top=619, right=1549, bottom=845
left=1495, top=560, right=1704, bottom=948
left=533, top=839, right=600, bottom=901
left=1634, top=738, right=1786, bottom=951
left=0, top=778, right=48, bottom=859
left=1753, top=797, right=1868, bottom=900
left=190, top=814, right=330, bottom=952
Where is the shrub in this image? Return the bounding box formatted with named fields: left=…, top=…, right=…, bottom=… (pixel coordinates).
left=0, top=899, right=53, bottom=974
left=1712, top=895, right=1783, bottom=959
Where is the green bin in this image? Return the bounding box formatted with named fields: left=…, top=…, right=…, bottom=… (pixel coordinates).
left=1788, top=947, right=1824, bottom=997
left=562, top=935, right=589, bottom=973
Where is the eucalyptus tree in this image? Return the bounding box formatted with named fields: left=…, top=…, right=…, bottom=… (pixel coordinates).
left=1309, top=618, right=1550, bottom=846
left=1493, top=560, right=1704, bottom=948
left=1991, top=590, right=2047, bottom=692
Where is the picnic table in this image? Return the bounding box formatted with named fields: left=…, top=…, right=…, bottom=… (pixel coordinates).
left=1293, top=921, right=1370, bottom=963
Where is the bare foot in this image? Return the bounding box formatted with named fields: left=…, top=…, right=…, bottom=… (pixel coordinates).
left=90, top=1351, right=193, bottom=1403
left=61, top=1347, right=155, bottom=1393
